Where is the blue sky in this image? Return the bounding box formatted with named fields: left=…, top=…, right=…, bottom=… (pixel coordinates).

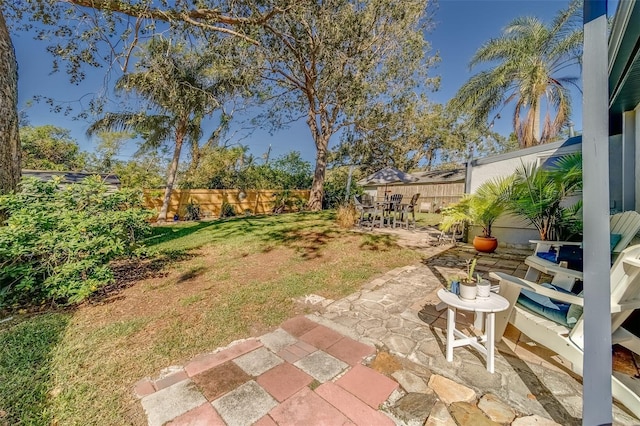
left=13, top=0, right=594, bottom=165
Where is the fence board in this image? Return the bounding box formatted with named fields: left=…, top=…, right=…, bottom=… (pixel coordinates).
left=143, top=189, right=310, bottom=220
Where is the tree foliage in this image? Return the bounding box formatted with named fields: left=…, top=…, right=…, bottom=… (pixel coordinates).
left=20, top=125, right=86, bottom=171
left=88, top=37, right=252, bottom=221
left=450, top=0, right=582, bottom=148
left=0, top=177, right=152, bottom=307
left=255, top=0, right=438, bottom=210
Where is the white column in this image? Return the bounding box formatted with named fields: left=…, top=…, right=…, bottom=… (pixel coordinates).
left=582, top=1, right=612, bottom=424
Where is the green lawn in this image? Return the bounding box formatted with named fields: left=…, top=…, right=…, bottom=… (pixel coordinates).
left=0, top=211, right=423, bottom=425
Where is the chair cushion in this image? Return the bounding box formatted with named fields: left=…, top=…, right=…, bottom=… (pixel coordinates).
left=536, top=251, right=557, bottom=262
left=517, top=283, right=572, bottom=327
left=557, top=246, right=583, bottom=271
left=610, top=233, right=622, bottom=252
left=566, top=290, right=584, bottom=327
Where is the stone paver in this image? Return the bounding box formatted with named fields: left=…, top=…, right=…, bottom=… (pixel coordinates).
left=233, top=347, right=283, bottom=376
left=425, top=401, right=457, bottom=426
left=256, top=362, right=313, bottom=402
left=184, top=339, right=262, bottom=377
left=428, top=374, right=477, bottom=405
left=335, top=364, right=399, bottom=408
left=511, top=414, right=562, bottom=425
left=316, top=381, right=395, bottom=425
left=280, top=316, right=319, bottom=337
left=212, top=381, right=278, bottom=426
left=191, top=361, right=251, bottom=401
left=391, top=370, right=429, bottom=393
left=166, top=403, right=226, bottom=426
left=449, top=402, right=501, bottom=426
left=141, top=379, right=208, bottom=426
left=277, top=340, right=316, bottom=363
left=324, top=336, right=376, bottom=366
left=259, top=328, right=298, bottom=352
left=294, top=350, right=349, bottom=382
left=298, top=324, right=344, bottom=349
left=478, top=393, right=517, bottom=423
left=268, top=387, right=351, bottom=425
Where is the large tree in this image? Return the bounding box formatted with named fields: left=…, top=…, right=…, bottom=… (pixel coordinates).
left=88, top=38, right=250, bottom=221
left=0, top=0, right=282, bottom=194
left=256, top=0, right=438, bottom=210
left=0, top=10, right=20, bottom=197
left=450, top=1, right=582, bottom=148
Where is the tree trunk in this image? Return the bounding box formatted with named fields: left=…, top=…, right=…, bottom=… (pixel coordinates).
left=308, top=137, right=329, bottom=211
left=306, top=106, right=331, bottom=211
left=157, top=120, right=186, bottom=222
left=0, top=10, right=21, bottom=198
left=532, top=100, right=541, bottom=146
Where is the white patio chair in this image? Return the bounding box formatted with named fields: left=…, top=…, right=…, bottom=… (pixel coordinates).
left=524, top=210, right=640, bottom=291
left=490, top=244, right=640, bottom=419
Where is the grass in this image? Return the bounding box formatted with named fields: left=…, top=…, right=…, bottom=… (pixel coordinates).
left=0, top=211, right=423, bottom=425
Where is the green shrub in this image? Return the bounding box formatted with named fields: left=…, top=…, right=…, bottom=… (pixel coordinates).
left=220, top=201, right=236, bottom=218
left=0, top=177, right=153, bottom=308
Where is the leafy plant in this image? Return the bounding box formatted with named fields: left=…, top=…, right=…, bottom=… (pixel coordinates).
left=507, top=154, right=582, bottom=241
left=184, top=200, right=201, bottom=221
left=219, top=201, right=236, bottom=218
left=0, top=177, right=153, bottom=307
left=441, top=177, right=513, bottom=238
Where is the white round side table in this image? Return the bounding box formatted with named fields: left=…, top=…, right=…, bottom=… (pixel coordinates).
left=436, top=288, right=510, bottom=373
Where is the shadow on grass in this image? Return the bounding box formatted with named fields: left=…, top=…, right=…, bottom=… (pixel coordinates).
left=0, top=312, right=71, bottom=425
left=88, top=251, right=195, bottom=305
left=359, top=233, right=397, bottom=251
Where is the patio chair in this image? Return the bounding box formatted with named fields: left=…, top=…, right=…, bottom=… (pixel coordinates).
left=399, top=193, right=421, bottom=229
left=490, top=244, right=640, bottom=419
left=353, top=195, right=384, bottom=229
left=524, top=210, right=640, bottom=291
left=384, top=194, right=404, bottom=228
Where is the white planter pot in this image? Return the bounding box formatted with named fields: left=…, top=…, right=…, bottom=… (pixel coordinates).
left=459, top=282, right=477, bottom=301
left=476, top=280, right=491, bottom=299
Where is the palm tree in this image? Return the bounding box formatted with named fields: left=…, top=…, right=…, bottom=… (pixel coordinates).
left=451, top=1, right=582, bottom=148
left=88, top=37, right=248, bottom=221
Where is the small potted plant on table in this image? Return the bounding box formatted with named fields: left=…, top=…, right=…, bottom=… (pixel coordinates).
left=448, top=259, right=491, bottom=300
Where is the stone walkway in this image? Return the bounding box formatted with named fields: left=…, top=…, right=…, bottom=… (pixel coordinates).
left=135, top=227, right=639, bottom=425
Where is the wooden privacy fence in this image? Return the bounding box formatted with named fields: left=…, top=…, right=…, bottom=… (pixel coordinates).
left=143, top=189, right=311, bottom=220
left=374, top=182, right=465, bottom=212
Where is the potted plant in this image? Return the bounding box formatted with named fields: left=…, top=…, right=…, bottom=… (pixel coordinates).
left=441, top=177, right=512, bottom=253
left=448, top=259, right=491, bottom=300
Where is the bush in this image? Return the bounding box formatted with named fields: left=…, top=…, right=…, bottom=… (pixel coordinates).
left=220, top=201, right=236, bottom=218
left=0, top=177, right=153, bottom=308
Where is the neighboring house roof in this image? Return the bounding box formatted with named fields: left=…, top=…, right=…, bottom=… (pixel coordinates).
left=471, top=136, right=581, bottom=167
left=22, top=170, right=121, bottom=187
left=411, top=168, right=466, bottom=184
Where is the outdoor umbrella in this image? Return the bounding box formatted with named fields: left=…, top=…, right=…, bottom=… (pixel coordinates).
left=359, top=167, right=419, bottom=200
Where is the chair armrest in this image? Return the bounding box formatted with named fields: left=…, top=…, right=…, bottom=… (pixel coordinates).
left=525, top=256, right=584, bottom=280
left=529, top=240, right=583, bottom=247
left=489, top=272, right=584, bottom=305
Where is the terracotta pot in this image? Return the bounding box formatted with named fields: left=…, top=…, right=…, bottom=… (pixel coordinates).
left=473, top=236, right=498, bottom=253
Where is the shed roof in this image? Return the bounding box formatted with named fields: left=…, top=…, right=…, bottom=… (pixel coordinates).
left=22, top=170, right=121, bottom=187
left=408, top=168, right=466, bottom=184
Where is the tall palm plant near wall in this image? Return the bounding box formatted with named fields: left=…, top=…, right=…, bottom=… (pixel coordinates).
left=451, top=1, right=582, bottom=148
left=508, top=153, right=583, bottom=241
